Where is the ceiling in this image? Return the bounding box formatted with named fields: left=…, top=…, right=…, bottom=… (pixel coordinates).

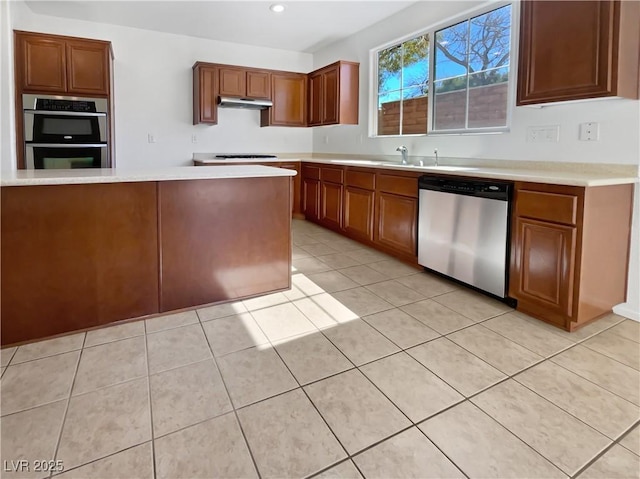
left=25, top=1, right=417, bottom=53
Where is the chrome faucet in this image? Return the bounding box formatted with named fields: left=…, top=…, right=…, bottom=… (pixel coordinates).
left=434, top=148, right=439, bottom=167
left=396, top=145, right=408, bottom=165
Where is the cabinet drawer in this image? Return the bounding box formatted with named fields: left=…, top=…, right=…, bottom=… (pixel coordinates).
left=377, top=174, right=418, bottom=197
left=302, top=165, right=320, bottom=180
left=322, top=167, right=344, bottom=184
left=516, top=190, right=578, bottom=225
left=346, top=170, right=375, bottom=190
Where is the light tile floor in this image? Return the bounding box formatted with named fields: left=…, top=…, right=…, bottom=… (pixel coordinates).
left=1, top=219, right=639, bottom=479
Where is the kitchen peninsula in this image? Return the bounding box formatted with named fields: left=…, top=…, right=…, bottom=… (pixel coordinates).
left=0, top=165, right=295, bottom=346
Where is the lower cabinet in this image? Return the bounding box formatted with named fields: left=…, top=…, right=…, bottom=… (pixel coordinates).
left=375, top=192, right=418, bottom=258
left=510, top=217, right=576, bottom=326
left=302, top=165, right=321, bottom=221
left=509, top=182, right=633, bottom=331
left=321, top=181, right=343, bottom=229
left=301, top=162, right=420, bottom=264
left=344, top=186, right=375, bottom=241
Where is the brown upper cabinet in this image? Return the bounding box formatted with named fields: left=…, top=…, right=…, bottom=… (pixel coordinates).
left=261, top=72, right=307, bottom=127
left=308, top=61, right=359, bottom=126
left=219, top=66, right=271, bottom=99
left=193, top=64, right=218, bottom=125
left=15, top=31, right=112, bottom=96
left=193, top=60, right=358, bottom=127
left=517, top=0, right=639, bottom=105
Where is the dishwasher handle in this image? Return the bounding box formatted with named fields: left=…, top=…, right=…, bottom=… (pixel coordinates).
left=419, top=176, right=511, bottom=201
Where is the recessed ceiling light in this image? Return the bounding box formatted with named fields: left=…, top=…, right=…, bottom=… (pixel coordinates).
left=270, top=4, right=285, bottom=13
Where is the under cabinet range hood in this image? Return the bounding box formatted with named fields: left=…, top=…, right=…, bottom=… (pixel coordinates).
left=217, top=96, right=273, bottom=109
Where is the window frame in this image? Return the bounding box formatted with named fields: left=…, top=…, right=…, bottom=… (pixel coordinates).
left=369, top=0, right=518, bottom=138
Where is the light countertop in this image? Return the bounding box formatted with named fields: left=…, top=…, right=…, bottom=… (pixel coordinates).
left=194, top=157, right=639, bottom=187
left=0, top=165, right=296, bottom=187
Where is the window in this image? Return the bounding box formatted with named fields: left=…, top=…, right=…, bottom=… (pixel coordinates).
left=372, top=3, right=513, bottom=136
left=377, top=35, right=429, bottom=135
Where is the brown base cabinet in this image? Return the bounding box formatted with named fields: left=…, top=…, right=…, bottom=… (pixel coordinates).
left=509, top=182, right=633, bottom=331
left=301, top=162, right=420, bottom=265
left=375, top=192, right=418, bottom=258
left=344, top=186, right=375, bottom=242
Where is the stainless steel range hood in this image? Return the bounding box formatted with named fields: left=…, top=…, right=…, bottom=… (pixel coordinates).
left=218, top=96, right=273, bottom=109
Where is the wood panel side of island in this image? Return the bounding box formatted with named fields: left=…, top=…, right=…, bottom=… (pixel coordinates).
left=1, top=182, right=160, bottom=345
left=158, top=177, right=292, bottom=311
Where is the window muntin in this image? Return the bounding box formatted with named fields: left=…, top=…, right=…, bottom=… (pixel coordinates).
left=373, top=3, right=512, bottom=136
left=377, top=34, right=429, bottom=136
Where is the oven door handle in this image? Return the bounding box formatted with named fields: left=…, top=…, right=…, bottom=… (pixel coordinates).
left=26, top=143, right=107, bottom=148
left=23, top=110, right=107, bottom=117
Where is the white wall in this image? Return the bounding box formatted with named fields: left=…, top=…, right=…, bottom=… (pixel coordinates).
left=1, top=0, right=17, bottom=172
left=312, top=0, right=640, bottom=320
left=5, top=1, right=314, bottom=169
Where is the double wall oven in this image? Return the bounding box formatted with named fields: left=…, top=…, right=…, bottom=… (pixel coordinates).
left=23, top=94, right=109, bottom=169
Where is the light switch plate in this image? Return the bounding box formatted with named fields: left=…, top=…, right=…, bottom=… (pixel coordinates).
left=527, top=125, right=559, bottom=142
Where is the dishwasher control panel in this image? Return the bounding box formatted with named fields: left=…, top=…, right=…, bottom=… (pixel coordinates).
left=418, top=176, right=511, bottom=201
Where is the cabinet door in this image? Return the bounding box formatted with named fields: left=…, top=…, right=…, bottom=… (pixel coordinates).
left=322, top=67, right=339, bottom=124
left=247, top=71, right=271, bottom=99
left=262, top=73, right=307, bottom=126
left=17, top=33, right=67, bottom=92
left=279, top=162, right=301, bottom=216
left=66, top=40, right=110, bottom=95
left=344, top=186, right=374, bottom=241
left=219, top=67, right=246, bottom=97
left=510, top=217, right=576, bottom=325
left=303, top=178, right=320, bottom=221
left=193, top=66, right=218, bottom=124
left=308, top=73, right=323, bottom=126
left=517, top=0, right=618, bottom=104
left=375, top=192, right=417, bottom=257
left=321, top=182, right=343, bottom=230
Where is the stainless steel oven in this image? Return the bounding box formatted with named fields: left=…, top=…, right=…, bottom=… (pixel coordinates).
left=23, top=94, right=109, bottom=169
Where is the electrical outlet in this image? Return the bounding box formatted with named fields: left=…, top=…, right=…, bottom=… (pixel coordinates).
left=527, top=125, right=559, bottom=142
left=358, top=133, right=364, bottom=144
left=323, top=135, right=329, bottom=144
left=147, top=133, right=156, bottom=144
left=191, top=134, right=198, bottom=144
left=579, top=122, right=599, bottom=141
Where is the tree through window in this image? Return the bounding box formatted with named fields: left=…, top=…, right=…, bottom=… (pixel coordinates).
left=374, top=4, right=512, bottom=136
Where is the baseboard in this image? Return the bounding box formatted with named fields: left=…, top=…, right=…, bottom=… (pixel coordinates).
left=613, top=304, right=640, bottom=322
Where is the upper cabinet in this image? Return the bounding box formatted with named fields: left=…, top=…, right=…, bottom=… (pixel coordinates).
left=15, top=31, right=112, bottom=96
left=193, top=64, right=218, bottom=125
left=308, top=61, right=359, bottom=126
left=193, top=60, right=359, bottom=128
left=261, top=72, right=307, bottom=127
left=219, top=66, right=270, bottom=99
left=517, top=0, right=639, bottom=105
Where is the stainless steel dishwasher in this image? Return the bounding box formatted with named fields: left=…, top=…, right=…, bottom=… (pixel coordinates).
left=418, top=176, right=512, bottom=299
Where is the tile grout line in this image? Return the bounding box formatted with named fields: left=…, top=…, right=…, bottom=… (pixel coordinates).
left=142, top=321, right=158, bottom=479
left=413, top=425, right=471, bottom=479
left=511, top=366, right=640, bottom=440
left=569, top=419, right=640, bottom=479
left=265, top=334, right=355, bottom=475
left=195, top=311, right=263, bottom=479
left=48, top=333, right=86, bottom=479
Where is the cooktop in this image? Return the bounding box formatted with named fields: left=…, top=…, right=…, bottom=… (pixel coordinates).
left=214, top=154, right=277, bottom=159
